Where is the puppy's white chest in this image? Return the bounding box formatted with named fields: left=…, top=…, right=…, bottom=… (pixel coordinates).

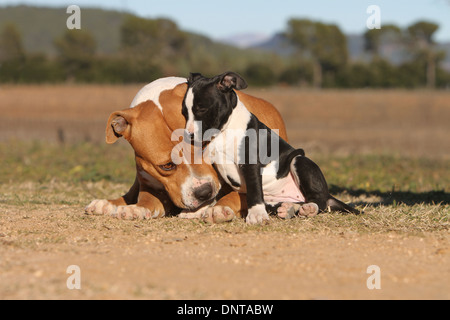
left=208, top=132, right=246, bottom=192
left=216, top=163, right=245, bottom=192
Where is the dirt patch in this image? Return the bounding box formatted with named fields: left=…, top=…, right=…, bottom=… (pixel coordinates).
left=1, top=204, right=448, bottom=300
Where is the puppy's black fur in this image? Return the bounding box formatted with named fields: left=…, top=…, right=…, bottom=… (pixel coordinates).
left=182, top=72, right=360, bottom=220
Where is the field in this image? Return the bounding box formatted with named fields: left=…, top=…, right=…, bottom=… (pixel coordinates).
left=0, top=84, right=449, bottom=300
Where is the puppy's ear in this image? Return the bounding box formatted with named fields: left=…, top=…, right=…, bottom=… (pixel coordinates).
left=218, top=71, right=248, bottom=92
left=188, top=73, right=203, bottom=85
left=105, top=109, right=135, bottom=144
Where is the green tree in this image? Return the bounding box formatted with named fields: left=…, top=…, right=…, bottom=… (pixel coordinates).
left=279, top=62, right=312, bottom=86
left=244, top=62, right=276, bottom=87
left=120, top=16, right=188, bottom=64
left=406, top=21, right=441, bottom=88
left=285, top=19, right=348, bottom=88
left=54, top=29, right=96, bottom=81
left=363, top=24, right=401, bottom=59
left=0, top=23, right=25, bottom=62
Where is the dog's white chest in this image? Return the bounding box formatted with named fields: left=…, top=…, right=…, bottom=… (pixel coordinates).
left=209, top=140, right=305, bottom=202
left=204, top=99, right=305, bottom=203
left=217, top=163, right=245, bottom=191
left=207, top=131, right=247, bottom=192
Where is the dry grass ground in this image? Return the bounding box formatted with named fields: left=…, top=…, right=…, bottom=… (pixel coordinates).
left=1, top=203, right=448, bottom=300
left=1, top=85, right=449, bottom=158
left=0, top=85, right=449, bottom=300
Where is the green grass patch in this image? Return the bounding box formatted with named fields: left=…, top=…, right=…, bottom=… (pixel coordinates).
left=1, top=141, right=448, bottom=192
left=0, top=140, right=135, bottom=184
left=312, top=153, right=449, bottom=194
left=0, top=141, right=448, bottom=235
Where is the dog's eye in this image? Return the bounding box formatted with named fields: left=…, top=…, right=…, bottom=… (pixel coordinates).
left=194, top=105, right=207, bottom=114
left=159, top=162, right=177, bottom=171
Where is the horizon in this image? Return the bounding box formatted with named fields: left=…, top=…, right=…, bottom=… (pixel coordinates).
left=1, top=0, right=449, bottom=43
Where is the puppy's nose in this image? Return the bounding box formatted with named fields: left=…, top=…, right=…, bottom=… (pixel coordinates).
left=193, top=183, right=213, bottom=202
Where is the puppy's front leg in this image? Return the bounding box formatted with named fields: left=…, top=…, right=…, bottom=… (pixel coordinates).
left=240, top=164, right=269, bottom=225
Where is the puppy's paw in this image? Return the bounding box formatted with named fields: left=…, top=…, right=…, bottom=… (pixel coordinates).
left=85, top=199, right=117, bottom=216
left=201, top=205, right=235, bottom=224
left=277, top=202, right=319, bottom=219
left=246, top=204, right=269, bottom=225
left=114, top=205, right=160, bottom=220
left=298, top=203, right=319, bottom=217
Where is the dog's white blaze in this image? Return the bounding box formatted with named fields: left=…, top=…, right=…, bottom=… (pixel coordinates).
left=129, top=77, right=187, bottom=112
left=207, top=97, right=252, bottom=191
left=180, top=168, right=208, bottom=209
left=209, top=98, right=251, bottom=162
left=180, top=171, right=220, bottom=209
left=224, top=99, right=252, bottom=131
left=180, top=168, right=195, bottom=208
left=184, top=88, right=196, bottom=134
left=184, top=88, right=194, bottom=109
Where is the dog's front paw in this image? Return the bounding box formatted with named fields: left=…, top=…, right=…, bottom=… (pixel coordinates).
left=179, top=206, right=208, bottom=219
left=201, top=205, right=235, bottom=224
left=114, top=205, right=160, bottom=220
left=246, top=204, right=269, bottom=225
left=85, top=199, right=117, bottom=216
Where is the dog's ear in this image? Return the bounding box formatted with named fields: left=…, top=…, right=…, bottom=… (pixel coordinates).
left=188, top=73, right=203, bottom=85
left=218, top=71, right=248, bottom=92
left=105, top=109, right=135, bottom=144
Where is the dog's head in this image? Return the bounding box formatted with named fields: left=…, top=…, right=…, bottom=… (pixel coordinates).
left=105, top=82, right=221, bottom=210
left=182, top=71, right=247, bottom=142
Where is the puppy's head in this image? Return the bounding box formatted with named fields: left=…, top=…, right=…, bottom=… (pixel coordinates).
left=182, top=71, right=247, bottom=142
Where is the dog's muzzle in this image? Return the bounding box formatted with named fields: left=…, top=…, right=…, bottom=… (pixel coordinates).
left=193, top=182, right=213, bottom=202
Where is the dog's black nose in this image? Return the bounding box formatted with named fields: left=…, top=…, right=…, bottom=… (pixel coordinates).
left=193, top=183, right=213, bottom=201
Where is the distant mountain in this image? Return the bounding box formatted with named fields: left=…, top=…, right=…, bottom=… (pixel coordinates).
left=219, top=33, right=271, bottom=49
left=2, top=5, right=449, bottom=72
left=0, top=5, right=256, bottom=61
left=0, top=5, right=128, bottom=56
left=249, top=32, right=450, bottom=71
left=252, top=33, right=295, bottom=56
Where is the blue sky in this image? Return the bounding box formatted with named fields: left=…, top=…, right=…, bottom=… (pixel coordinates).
left=2, top=0, right=450, bottom=42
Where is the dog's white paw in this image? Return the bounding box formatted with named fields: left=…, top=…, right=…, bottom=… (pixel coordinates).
left=201, top=206, right=235, bottom=224
left=85, top=199, right=117, bottom=216
left=277, top=202, right=319, bottom=219
left=179, top=205, right=235, bottom=224
left=114, top=205, right=160, bottom=220
left=179, top=206, right=209, bottom=219
left=246, top=204, right=269, bottom=225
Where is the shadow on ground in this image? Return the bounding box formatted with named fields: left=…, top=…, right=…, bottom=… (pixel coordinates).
left=330, top=185, right=450, bottom=207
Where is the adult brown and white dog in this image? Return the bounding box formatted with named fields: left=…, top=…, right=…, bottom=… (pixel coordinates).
left=85, top=77, right=287, bottom=222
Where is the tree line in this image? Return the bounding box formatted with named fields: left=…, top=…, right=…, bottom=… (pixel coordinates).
left=0, top=15, right=449, bottom=88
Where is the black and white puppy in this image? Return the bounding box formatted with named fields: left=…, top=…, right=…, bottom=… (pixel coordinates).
left=182, top=71, right=360, bottom=224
